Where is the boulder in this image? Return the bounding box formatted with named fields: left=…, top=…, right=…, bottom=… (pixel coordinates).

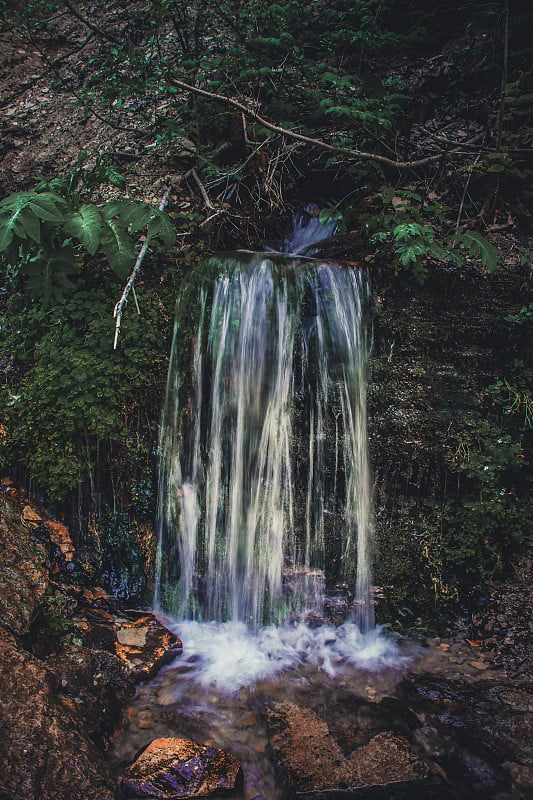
left=265, top=701, right=428, bottom=796
left=0, top=626, right=115, bottom=800
left=118, top=737, right=243, bottom=798
left=113, top=613, right=182, bottom=680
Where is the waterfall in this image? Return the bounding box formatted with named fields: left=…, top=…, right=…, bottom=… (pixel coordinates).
left=156, top=251, right=374, bottom=632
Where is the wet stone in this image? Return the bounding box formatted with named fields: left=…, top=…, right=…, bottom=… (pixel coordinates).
left=264, top=701, right=429, bottom=795
left=118, top=737, right=244, bottom=798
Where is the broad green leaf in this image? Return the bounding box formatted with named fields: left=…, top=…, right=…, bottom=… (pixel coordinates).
left=122, top=205, right=155, bottom=233
left=101, top=219, right=136, bottom=279
left=64, top=206, right=103, bottom=255
left=147, top=209, right=176, bottom=247
left=100, top=200, right=153, bottom=233
left=18, top=206, right=41, bottom=243
left=459, top=231, right=499, bottom=273
left=0, top=211, right=15, bottom=252
left=0, top=190, right=38, bottom=208
left=0, top=204, right=40, bottom=250
left=100, top=200, right=133, bottom=220
left=28, top=193, right=66, bottom=223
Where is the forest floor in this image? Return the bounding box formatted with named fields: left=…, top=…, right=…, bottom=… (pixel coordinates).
left=0, top=15, right=169, bottom=199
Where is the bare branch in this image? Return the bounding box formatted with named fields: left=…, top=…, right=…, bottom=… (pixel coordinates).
left=190, top=168, right=215, bottom=209
left=113, top=185, right=172, bottom=350
left=63, top=1, right=122, bottom=45
left=169, top=77, right=459, bottom=170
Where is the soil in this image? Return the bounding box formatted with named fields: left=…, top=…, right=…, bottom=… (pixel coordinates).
left=0, top=6, right=198, bottom=222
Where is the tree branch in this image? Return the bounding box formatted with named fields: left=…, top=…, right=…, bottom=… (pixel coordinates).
left=113, top=185, right=172, bottom=350
left=168, top=77, right=456, bottom=170
left=63, top=1, right=122, bottom=45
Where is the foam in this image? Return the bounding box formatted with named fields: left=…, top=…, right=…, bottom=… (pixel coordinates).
left=160, top=618, right=410, bottom=693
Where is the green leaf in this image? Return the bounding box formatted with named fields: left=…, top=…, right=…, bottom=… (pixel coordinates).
left=64, top=206, right=103, bottom=255
left=146, top=209, right=176, bottom=247
left=393, top=222, right=422, bottom=241
left=0, top=210, right=16, bottom=252
left=456, top=231, right=499, bottom=273
left=0, top=204, right=40, bottom=250
left=119, top=203, right=155, bottom=233
left=100, top=219, right=136, bottom=279
left=19, top=207, right=41, bottom=243
left=28, top=193, right=66, bottom=223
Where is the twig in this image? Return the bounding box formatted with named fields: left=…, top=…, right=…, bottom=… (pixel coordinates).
left=63, top=1, right=122, bottom=45
left=190, top=168, right=215, bottom=209
left=169, top=77, right=465, bottom=170
left=456, top=152, right=482, bottom=231
left=113, top=185, right=172, bottom=349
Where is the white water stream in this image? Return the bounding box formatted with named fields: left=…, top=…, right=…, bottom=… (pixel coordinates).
left=154, top=213, right=404, bottom=686
left=156, top=254, right=374, bottom=626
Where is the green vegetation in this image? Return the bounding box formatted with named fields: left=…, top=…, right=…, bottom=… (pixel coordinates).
left=0, top=156, right=175, bottom=305
left=0, top=0, right=531, bottom=610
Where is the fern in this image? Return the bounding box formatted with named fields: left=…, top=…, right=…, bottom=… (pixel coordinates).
left=453, top=231, right=499, bottom=273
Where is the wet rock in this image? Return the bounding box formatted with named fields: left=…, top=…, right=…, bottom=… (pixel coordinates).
left=118, top=737, right=243, bottom=798
left=113, top=612, right=182, bottom=680
left=0, top=626, right=115, bottom=800
left=47, top=644, right=136, bottom=749
left=0, top=497, right=50, bottom=635
left=264, top=701, right=429, bottom=795
left=0, top=495, right=181, bottom=798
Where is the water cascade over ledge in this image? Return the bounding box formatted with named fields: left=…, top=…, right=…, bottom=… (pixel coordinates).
left=155, top=248, right=376, bottom=640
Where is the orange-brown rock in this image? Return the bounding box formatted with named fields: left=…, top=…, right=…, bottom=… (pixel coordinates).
left=113, top=614, right=182, bottom=680
left=45, top=519, right=75, bottom=561
left=0, top=497, right=50, bottom=635
left=265, top=701, right=428, bottom=795
left=0, top=626, right=115, bottom=800
left=119, top=737, right=243, bottom=798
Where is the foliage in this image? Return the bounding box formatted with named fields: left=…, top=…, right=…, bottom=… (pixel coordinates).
left=0, top=156, right=176, bottom=305
left=366, top=185, right=499, bottom=280
left=0, top=276, right=170, bottom=502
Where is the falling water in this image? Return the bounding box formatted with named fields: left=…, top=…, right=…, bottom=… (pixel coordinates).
left=156, top=247, right=375, bottom=633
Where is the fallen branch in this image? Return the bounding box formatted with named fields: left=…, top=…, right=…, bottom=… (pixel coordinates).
left=190, top=168, right=215, bottom=209
left=113, top=184, right=172, bottom=350
left=456, top=152, right=482, bottom=231
left=63, top=1, right=122, bottom=45
left=169, top=77, right=461, bottom=170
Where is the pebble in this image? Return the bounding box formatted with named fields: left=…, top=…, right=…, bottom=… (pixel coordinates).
left=137, top=711, right=154, bottom=729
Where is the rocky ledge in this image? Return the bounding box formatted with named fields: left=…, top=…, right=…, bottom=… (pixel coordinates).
left=0, top=492, right=181, bottom=800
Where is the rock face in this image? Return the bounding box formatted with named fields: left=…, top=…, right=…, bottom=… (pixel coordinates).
left=118, top=737, right=244, bottom=798
left=0, top=498, right=50, bottom=636
left=0, top=625, right=115, bottom=800
left=0, top=494, right=182, bottom=800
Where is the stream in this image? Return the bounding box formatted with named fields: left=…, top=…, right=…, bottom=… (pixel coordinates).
left=108, top=617, right=532, bottom=799
left=117, top=215, right=532, bottom=799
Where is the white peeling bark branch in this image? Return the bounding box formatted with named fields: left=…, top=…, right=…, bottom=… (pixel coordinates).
left=113, top=184, right=172, bottom=350
left=169, top=77, right=458, bottom=170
